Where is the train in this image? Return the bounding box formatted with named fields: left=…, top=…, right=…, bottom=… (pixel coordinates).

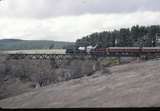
left=66, top=46, right=160, bottom=56
left=2, top=46, right=160, bottom=56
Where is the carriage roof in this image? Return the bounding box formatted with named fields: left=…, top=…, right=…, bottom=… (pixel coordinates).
left=108, top=47, right=140, bottom=49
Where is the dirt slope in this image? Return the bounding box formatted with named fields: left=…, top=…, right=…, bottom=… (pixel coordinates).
left=1, top=59, right=160, bottom=108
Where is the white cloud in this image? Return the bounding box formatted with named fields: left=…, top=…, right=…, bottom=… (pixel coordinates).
left=1, top=0, right=160, bottom=18
left=0, top=11, right=160, bottom=42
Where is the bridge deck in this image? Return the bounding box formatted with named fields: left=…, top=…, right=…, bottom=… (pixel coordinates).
left=1, top=49, right=160, bottom=60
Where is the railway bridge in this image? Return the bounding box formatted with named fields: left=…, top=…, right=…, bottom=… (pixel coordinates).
left=1, top=49, right=160, bottom=61
left=1, top=50, right=141, bottom=60
left=6, top=53, right=99, bottom=60
left=1, top=52, right=141, bottom=67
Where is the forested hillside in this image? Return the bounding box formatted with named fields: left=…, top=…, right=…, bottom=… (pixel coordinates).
left=0, top=39, right=74, bottom=50
left=76, top=25, right=160, bottom=48
left=1, top=25, right=160, bottom=50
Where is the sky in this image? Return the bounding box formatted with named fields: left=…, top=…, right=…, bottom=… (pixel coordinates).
left=0, top=0, right=160, bottom=42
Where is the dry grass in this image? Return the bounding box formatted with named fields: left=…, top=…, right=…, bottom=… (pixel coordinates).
left=1, top=59, right=160, bottom=107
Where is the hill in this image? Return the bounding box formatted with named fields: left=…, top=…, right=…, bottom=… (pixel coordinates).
left=76, top=25, right=160, bottom=48
left=0, top=59, right=160, bottom=108
left=0, top=39, right=74, bottom=50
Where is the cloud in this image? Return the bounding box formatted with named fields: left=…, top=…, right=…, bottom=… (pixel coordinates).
left=0, top=0, right=160, bottom=18
left=0, top=11, right=160, bottom=42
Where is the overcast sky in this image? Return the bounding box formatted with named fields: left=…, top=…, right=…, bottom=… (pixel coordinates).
left=0, top=0, right=160, bottom=42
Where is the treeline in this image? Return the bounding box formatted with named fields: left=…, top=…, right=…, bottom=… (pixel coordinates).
left=76, top=25, right=160, bottom=48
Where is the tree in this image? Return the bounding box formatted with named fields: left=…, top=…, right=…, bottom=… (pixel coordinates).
left=119, top=28, right=132, bottom=47
left=49, top=43, right=55, bottom=49
left=147, top=25, right=160, bottom=47
left=75, top=25, right=160, bottom=48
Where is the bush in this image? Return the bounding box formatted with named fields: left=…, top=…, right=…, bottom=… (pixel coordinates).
left=99, top=57, right=119, bottom=67
left=1, top=57, right=106, bottom=87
